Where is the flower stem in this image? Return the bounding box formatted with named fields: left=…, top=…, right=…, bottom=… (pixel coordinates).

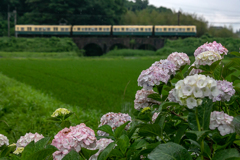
left=195, top=108, right=201, bottom=131
left=195, top=108, right=204, bottom=160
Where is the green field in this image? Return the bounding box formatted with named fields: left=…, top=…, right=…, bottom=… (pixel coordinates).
left=0, top=57, right=165, bottom=114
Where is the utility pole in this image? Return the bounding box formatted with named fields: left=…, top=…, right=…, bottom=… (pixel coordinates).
left=178, top=11, right=180, bottom=25
left=13, top=9, right=17, bottom=37
left=8, top=5, right=10, bottom=37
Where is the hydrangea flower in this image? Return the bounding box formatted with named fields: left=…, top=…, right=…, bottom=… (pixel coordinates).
left=51, top=108, right=71, bottom=117
left=209, top=111, right=235, bottom=136
left=169, top=74, right=220, bottom=109
left=134, top=89, right=161, bottom=110
left=138, top=60, right=177, bottom=89
left=0, top=134, right=9, bottom=147
left=167, top=52, right=190, bottom=70
left=194, top=51, right=222, bottom=68
left=189, top=68, right=203, bottom=76
left=16, top=132, right=44, bottom=148
left=97, top=112, right=132, bottom=136
left=52, top=123, right=97, bottom=160
left=152, top=112, right=160, bottom=123
left=13, top=147, right=24, bottom=155
left=212, top=80, right=235, bottom=102
left=89, top=138, right=114, bottom=160
left=194, top=41, right=228, bottom=57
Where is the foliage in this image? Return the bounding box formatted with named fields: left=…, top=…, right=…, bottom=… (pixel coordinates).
left=1, top=42, right=240, bottom=159
left=104, top=49, right=157, bottom=57
left=157, top=37, right=240, bottom=56
left=0, top=37, right=80, bottom=53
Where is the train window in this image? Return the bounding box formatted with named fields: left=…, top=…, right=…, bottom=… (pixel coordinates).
left=192, top=28, right=194, bottom=31
left=172, top=28, right=175, bottom=31
left=39, top=28, right=42, bottom=31
left=145, top=28, right=147, bottom=31
left=82, top=28, right=84, bottom=31
left=149, top=28, right=151, bottom=31
left=107, top=28, right=109, bottom=31
left=140, top=28, right=143, bottom=31
left=121, top=28, right=124, bottom=31
left=99, top=28, right=102, bottom=31
left=179, top=28, right=182, bottom=31
left=27, top=27, right=31, bottom=31
left=35, top=28, right=38, bottom=31
left=21, top=27, right=24, bottom=31
left=126, top=28, right=129, bottom=31
left=183, top=28, right=185, bottom=31
left=77, top=28, right=80, bottom=31
left=114, top=28, right=117, bottom=31
left=168, top=28, right=171, bottom=31
left=159, top=28, right=162, bottom=31
left=156, top=28, right=158, bottom=31
left=136, top=28, right=139, bottom=31
left=54, top=27, right=58, bottom=31
left=60, top=28, right=64, bottom=31
left=17, top=27, right=19, bottom=30
left=164, top=28, right=167, bottom=31
left=117, top=28, right=120, bottom=31
left=187, top=28, right=190, bottom=31
left=65, top=28, right=69, bottom=31
left=47, top=28, right=50, bottom=31
left=95, top=28, right=97, bottom=31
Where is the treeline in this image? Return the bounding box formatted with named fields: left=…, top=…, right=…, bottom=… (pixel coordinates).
left=0, top=0, right=237, bottom=37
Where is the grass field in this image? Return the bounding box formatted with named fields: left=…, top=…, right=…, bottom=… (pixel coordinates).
left=0, top=57, right=166, bottom=114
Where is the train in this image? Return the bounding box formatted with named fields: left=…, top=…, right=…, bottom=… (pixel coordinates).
left=15, top=25, right=197, bottom=37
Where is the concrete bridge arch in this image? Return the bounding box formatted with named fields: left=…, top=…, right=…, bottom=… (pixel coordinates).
left=73, top=37, right=164, bottom=55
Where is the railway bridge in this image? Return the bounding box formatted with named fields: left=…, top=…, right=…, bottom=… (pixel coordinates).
left=73, top=37, right=165, bottom=55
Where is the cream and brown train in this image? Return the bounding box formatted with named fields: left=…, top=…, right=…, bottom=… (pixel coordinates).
left=15, top=25, right=196, bottom=37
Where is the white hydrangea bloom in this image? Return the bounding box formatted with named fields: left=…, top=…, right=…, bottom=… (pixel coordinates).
left=209, top=111, right=235, bottom=136
left=194, top=51, right=222, bottom=68
left=0, top=134, right=9, bottom=147
left=169, top=74, right=220, bottom=109
left=51, top=108, right=71, bottom=117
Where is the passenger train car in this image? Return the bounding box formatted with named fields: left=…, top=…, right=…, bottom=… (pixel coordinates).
left=15, top=25, right=197, bottom=37
left=15, top=25, right=72, bottom=36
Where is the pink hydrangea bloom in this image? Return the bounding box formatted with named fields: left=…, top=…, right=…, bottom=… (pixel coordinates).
left=152, top=112, right=160, bottom=123
left=97, top=112, right=132, bottom=136
left=167, top=52, right=190, bottom=70
left=194, top=41, right=228, bottom=57
left=212, top=80, right=235, bottom=102
left=52, top=123, right=97, bottom=160
left=16, top=132, right=44, bottom=148
left=134, top=89, right=161, bottom=110
left=138, top=60, right=177, bottom=88
left=53, top=150, right=69, bottom=160
left=189, top=68, right=203, bottom=76
left=209, top=111, right=235, bottom=136
left=89, top=138, right=114, bottom=160
left=0, top=134, right=9, bottom=147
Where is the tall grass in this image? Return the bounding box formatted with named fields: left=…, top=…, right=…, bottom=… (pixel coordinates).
left=104, top=49, right=157, bottom=57
left=0, top=73, right=102, bottom=143
left=0, top=58, right=164, bottom=114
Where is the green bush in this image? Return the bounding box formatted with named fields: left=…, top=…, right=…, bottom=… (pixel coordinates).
left=0, top=37, right=80, bottom=52
left=156, top=37, right=240, bottom=56
left=104, top=49, right=156, bottom=57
